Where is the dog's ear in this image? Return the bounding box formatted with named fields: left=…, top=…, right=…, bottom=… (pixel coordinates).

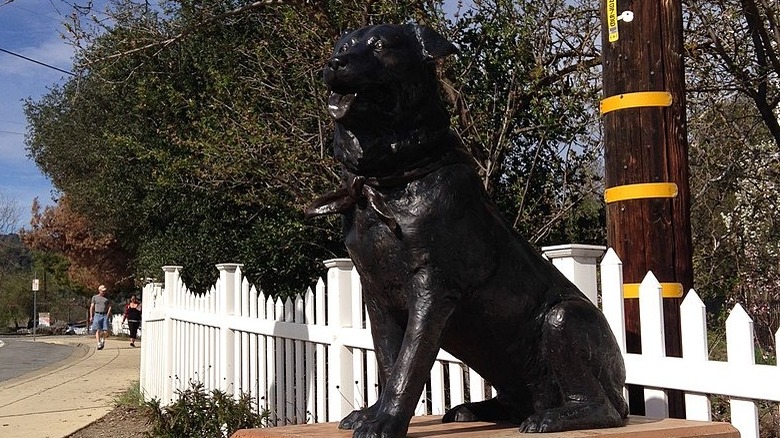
left=410, top=24, right=459, bottom=61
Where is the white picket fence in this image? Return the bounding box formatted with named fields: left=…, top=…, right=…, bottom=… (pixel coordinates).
left=139, top=244, right=780, bottom=437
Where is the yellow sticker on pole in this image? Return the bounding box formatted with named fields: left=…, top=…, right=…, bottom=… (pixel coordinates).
left=607, top=0, right=619, bottom=42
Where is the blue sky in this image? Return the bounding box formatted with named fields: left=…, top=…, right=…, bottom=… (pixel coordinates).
left=0, top=0, right=76, bottom=230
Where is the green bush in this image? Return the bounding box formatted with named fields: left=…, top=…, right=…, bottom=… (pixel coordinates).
left=115, top=381, right=144, bottom=407
left=143, top=381, right=268, bottom=438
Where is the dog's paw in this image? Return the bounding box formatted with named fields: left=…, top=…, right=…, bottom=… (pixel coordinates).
left=519, top=412, right=555, bottom=433
left=352, top=412, right=408, bottom=438
left=519, top=403, right=624, bottom=433
left=338, top=406, right=377, bottom=430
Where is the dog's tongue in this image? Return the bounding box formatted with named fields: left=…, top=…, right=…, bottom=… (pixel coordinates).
left=328, top=92, right=356, bottom=119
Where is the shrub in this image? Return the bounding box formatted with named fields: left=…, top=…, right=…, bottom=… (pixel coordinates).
left=115, top=381, right=144, bottom=407
left=143, top=381, right=268, bottom=438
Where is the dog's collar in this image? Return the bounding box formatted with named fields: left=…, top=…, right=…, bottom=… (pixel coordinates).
left=305, top=146, right=472, bottom=233
left=387, top=126, right=449, bottom=157
left=367, top=137, right=470, bottom=187
left=305, top=175, right=401, bottom=232
left=337, top=125, right=451, bottom=178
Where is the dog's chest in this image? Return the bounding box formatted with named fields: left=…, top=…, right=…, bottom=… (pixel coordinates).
left=344, top=193, right=416, bottom=271
left=342, top=180, right=443, bottom=280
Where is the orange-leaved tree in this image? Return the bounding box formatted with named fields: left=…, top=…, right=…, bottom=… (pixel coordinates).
left=22, top=196, right=133, bottom=295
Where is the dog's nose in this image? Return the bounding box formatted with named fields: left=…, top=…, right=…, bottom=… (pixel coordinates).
left=328, top=56, right=348, bottom=71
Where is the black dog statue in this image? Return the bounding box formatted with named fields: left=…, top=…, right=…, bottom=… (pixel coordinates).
left=307, top=23, right=628, bottom=438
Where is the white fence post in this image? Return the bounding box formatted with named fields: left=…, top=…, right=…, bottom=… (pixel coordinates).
left=139, top=282, right=153, bottom=396
left=680, top=290, right=711, bottom=420
left=140, top=281, right=164, bottom=402
left=141, top=247, right=780, bottom=437
left=639, top=272, right=669, bottom=418
left=216, top=263, right=243, bottom=396
left=324, top=258, right=355, bottom=422
left=542, top=244, right=605, bottom=305
left=304, top=286, right=317, bottom=423
left=161, top=265, right=182, bottom=404
left=314, top=279, right=327, bottom=422
left=727, top=304, right=760, bottom=438
left=599, top=249, right=626, bottom=353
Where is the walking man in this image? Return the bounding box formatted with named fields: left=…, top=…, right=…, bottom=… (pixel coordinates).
left=89, top=285, right=112, bottom=350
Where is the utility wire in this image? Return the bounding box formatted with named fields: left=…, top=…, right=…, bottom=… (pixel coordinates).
left=0, top=47, right=74, bottom=76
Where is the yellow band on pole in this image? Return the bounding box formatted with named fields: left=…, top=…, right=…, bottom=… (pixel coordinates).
left=600, top=91, right=673, bottom=115
left=623, top=282, right=684, bottom=299
left=604, top=182, right=678, bottom=204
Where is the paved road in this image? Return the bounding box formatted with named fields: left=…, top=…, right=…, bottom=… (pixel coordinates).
left=0, top=337, right=74, bottom=383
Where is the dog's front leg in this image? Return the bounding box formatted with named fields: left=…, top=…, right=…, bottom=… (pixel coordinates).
left=353, top=287, right=457, bottom=438
left=339, top=298, right=405, bottom=431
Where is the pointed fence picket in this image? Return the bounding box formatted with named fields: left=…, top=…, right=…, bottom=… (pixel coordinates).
left=727, top=305, right=760, bottom=438
left=679, top=290, right=710, bottom=421
left=139, top=246, right=779, bottom=437
left=600, top=253, right=780, bottom=438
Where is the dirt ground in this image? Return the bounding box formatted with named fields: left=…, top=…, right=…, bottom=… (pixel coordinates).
left=66, top=405, right=153, bottom=438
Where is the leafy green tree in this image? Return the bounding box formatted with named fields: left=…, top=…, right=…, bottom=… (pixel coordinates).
left=0, top=234, right=33, bottom=329
left=26, top=0, right=607, bottom=296
left=683, top=0, right=780, bottom=350
left=687, top=97, right=780, bottom=350
left=684, top=0, right=780, bottom=148
left=442, top=0, right=605, bottom=245
left=26, top=1, right=437, bottom=294
left=0, top=273, right=33, bottom=329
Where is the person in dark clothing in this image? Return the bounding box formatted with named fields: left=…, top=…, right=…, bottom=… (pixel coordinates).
left=122, top=295, right=142, bottom=347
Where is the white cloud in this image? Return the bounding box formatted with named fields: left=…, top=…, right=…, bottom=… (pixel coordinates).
left=0, top=37, right=75, bottom=77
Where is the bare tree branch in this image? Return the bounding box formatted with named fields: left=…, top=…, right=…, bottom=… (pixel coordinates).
left=0, top=191, right=20, bottom=234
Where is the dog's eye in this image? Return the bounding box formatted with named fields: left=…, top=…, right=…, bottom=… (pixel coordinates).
left=337, top=38, right=355, bottom=53
left=367, top=36, right=384, bottom=52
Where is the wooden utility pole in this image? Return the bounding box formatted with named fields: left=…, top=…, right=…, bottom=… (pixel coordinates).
left=600, top=0, right=693, bottom=418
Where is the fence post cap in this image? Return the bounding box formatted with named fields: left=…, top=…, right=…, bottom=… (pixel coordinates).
left=215, top=263, right=244, bottom=271
left=323, top=258, right=353, bottom=270
left=541, top=243, right=606, bottom=259
left=161, top=265, right=183, bottom=272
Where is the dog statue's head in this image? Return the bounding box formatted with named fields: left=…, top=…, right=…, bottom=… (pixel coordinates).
left=323, top=24, right=459, bottom=175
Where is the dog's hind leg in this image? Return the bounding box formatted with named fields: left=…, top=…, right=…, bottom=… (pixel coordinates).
left=443, top=397, right=509, bottom=423
left=442, top=389, right=534, bottom=423
left=520, top=299, right=627, bottom=433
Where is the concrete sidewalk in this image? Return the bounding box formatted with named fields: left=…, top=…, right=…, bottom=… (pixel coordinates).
left=0, top=335, right=140, bottom=438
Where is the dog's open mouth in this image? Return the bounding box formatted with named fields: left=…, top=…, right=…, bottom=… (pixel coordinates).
left=327, top=92, right=356, bottom=120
